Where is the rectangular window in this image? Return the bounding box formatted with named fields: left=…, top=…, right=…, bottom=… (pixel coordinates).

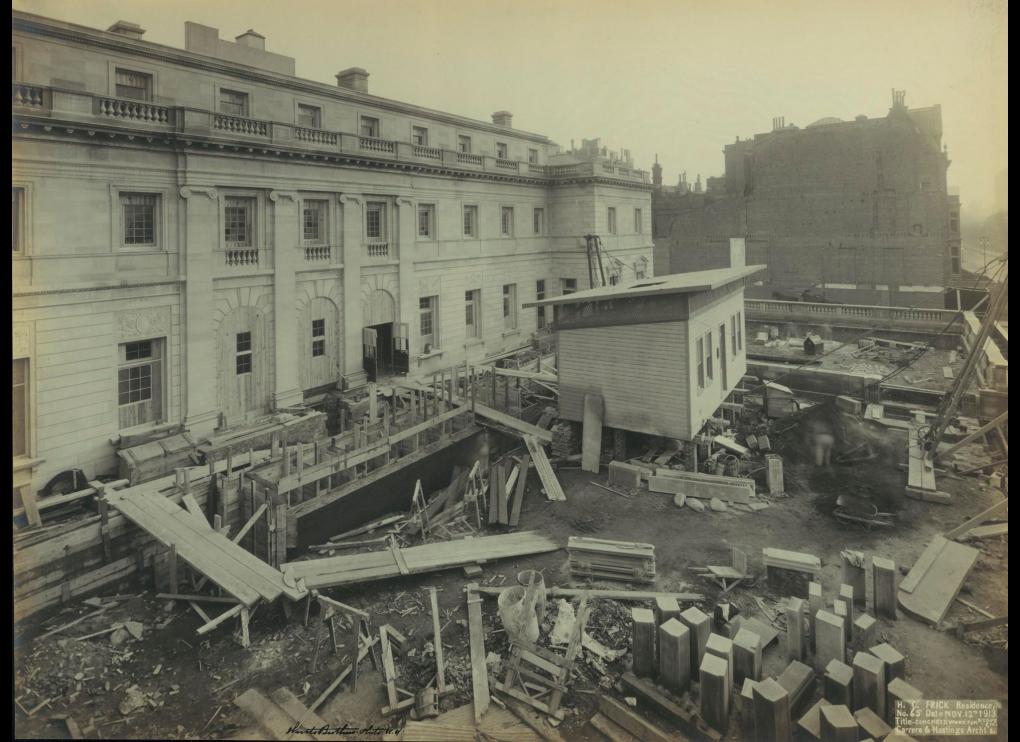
left=12, top=187, right=24, bottom=252
left=235, top=332, right=252, bottom=375
left=366, top=202, right=386, bottom=240
left=736, top=311, right=742, bottom=350
left=458, top=135, right=472, bottom=154
left=297, top=104, right=321, bottom=129
left=705, top=331, right=714, bottom=381
left=496, top=142, right=508, bottom=159
left=419, top=296, right=438, bottom=349
left=528, top=148, right=539, bottom=165
left=418, top=204, right=435, bottom=239
left=360, top=116, right=380, bottom=138
left=121, top=193, right=158, bottom=246
left=13, top=358, right=28, bottom=457
left=501, top=206, right=514, bottom=237
left=465, top=290, right=480, bottom=339
left=463, top=205, right=478, bottom=238
left=536, top=280, right=547, bottom=329
left=412, top=126, right=429, bottom=146
left=303, top=199, right=327, bottom=243
left=117, top=339, right=163, bottom=429
left=697, top=337, right=705, bottom=389
left=224, top=197, right=254, bottom=246
left=607, top=207, right=617, bottom=235
left=634, top=208, right=642, bottom=233
left=503, top=284, right=518, bottom=330
left=115, top=68, right=152, bottom=101
left=561, top=278, right=577, bottom=295
left=533, top=207, right=544, bottom=235
left=311, top=318, right=325, bottom=357
left=219, top=88, right=249, bottom=116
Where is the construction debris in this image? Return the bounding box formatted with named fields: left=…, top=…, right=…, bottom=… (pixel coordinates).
left=567, top=537, right=656, bottom=584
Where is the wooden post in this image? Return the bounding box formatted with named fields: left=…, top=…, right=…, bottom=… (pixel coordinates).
left=239, top=607, right=251, bottom=648
left=168, top=544, right=178, bottom=594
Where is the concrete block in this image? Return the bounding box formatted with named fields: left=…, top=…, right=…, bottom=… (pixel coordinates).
left=679, top=606, right=711, bottom=677
left=705, top=633, right=734, bottom=689
left=854, top=706, right=892, bottom=741
left=733, top=626, right=763, bottom=683
left=752, top=676, right=793, bottom=742
left=797, top=698, right=832, bottom=740
left=657, top=618, right=690, bottom=693
left=869, top=643, right=906, bottom=683
left=653, top=596, right=681, bottom=627
left=834, top=600, right=850, bottom=643
left=838, top=584, right=855, bottom=639
left=608, top=460, right=642, bottom=490
left=824, top=660, right=854, bottom=707
left=740, top=678, right=759, bottom=735
left=814, top=610, right=846, bottom=672
left=886, top=677, right=923, bottom=727
left=631, top=607, right=656, bottom=678
left=840, top=550, right=867, bottom=607
left=766, top=453, right=784, bottom=495
left=853, top=613, right=878, bottom=651
left=852, top=650, right=887, bottom=720
left=872, top=557, right=897, bottom=619
left=699, top=653, right=730, bottom=733
left=786, top=597, right=805, bottom=661
left=808, top=581, right=823, bottom=650
left=819, top=704, right=858, bottom=742
left=776, top=659, right=815, bottom=715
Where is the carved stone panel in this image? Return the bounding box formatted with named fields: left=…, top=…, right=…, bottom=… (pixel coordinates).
left=12, top=322, right=33, bottom=359
left=116, top=307, right=171, bottom=341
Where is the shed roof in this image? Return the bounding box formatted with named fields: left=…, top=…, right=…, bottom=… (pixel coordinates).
left=523, top=264, right=765, bottom=308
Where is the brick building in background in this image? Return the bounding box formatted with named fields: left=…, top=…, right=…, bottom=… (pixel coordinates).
left=652, top=91, right=959, bottom=307
left=11, top=10, right=652, bottom=497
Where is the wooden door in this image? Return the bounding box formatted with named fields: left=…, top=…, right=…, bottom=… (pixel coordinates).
left=218, top=308, right=270, bottom=425
left=301, top=297, right=341, bottom=391
left=362, top=327, right=378, bottom=382
left=393, top=322, right=409, bottom=376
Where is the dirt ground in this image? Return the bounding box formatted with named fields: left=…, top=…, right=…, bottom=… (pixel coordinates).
left=13, top=410, right=1008, bottom=741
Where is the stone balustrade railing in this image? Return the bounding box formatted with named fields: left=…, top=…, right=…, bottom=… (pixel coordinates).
left=224, top=247, right=261, bottom=267
left=213, top=113, right=270, bottom=137
left=13, top=84, right=651, bottom=184
left=744, top=299, right=964, bottom=332
left=366, top=242, right=390, bottom=259
left=303, top=244, right=335, bottom=262
left=96, top=97, right=173, bottom=124
left=12, top=83, right=46, bottom=108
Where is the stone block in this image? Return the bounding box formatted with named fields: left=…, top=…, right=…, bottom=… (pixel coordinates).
left=872, top=557, right=897, bottom=619
left=838, top=584, right=855, bottom=639
left=840, top=550, right=867, bottom=607
left=705, top=633, right=734, bottom=689
left=608, top=460, right=643, bottom=490
left=656, top=618, right=690, bottom=693
left=679, top=606, right=712, bottom=677
left=752, top=676, right=793, bottom=742
left=814, top=610, right=846, bottom=672
left=740, top=678, right=759, bottom=735
left=654, top=596, right=681, bottom=627
left=797, top=698, right=832, bottom=740
left=776, top=659, right=815, bottom=715
left=853, top=613, right=877, bottom=651
left=886, top=678, right=923, bottom=727
left=786, top=597, right=805, bottom=661
left=834, top=600, right=851, bottom=643
left=869, top=643, right=906, bottom=683
left=824, top=660, right=854, bottom=708
left=819, top=704, right=858, bottom=742
left=733, top=626, right=763, bottom=683
left=699, top=653, right=730, bottom=733
left=852, top=651, right=887, bottom=720
left=854, top=706, right=892, bottom=741
left=631, top=607, right=656, bottom=678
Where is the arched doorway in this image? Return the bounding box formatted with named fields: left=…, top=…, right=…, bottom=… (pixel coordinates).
left=300, top=296, right=342, bottom=392
left=361, top=288, right=407, bottom=380
left=217, top=306, right=271, bottom=424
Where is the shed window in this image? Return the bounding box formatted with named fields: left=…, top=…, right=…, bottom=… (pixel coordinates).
left=697, top=337, right=705, bottom=389
left=115, top=69, right=152, bottom=101
left=13, top=359, right=29, bottom=457
left=118, top=339, right=164, bottom=429
left=706, top=330, right=714, bottom=380
left=465, top=290, right=481, bottom=339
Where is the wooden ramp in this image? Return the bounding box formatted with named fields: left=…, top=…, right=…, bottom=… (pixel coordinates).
left=282, top=532, right=561, bottom=590
left=907, top=426, right=938, bottom=491
left=474, top=403, right=554, bottom=444
left=898, top=535, right=979, bottom=626
left=105, top=486, right=305, bottom=607
left=524, top=434, right=566, bottom=501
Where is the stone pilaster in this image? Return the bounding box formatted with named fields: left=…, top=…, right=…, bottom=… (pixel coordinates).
left=179, top=186, right=220, bottom=438
left=270, top=190, right=304, bottom=408
left=339, top=193, right=364, bottom=380
left=396, top=196, right=416, bottom=354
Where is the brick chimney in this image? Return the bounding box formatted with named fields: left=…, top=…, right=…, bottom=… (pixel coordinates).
left=336, top=68, right=369, bottom=93
left=492, top=111, right=513, bottom=128
left=235, top=29, right=266, bottom=50
left=107, top=20, right=145, bottom=39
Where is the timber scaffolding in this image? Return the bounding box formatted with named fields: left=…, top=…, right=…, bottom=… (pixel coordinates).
left=14, top=354, right=560, bottom=625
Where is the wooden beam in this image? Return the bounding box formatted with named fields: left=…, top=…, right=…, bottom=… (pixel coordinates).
left=937, top=410, right=1009, bottom=461
left=232, top=503, right=268, bottom=545
left=466, top=583, right=490, bottom=723
left=427, top=587, right=447, bottom=695
left=944, top=498, right=1009, bottom=540
left=196, top=603, right=244, bottom=635
left=472, top=586, right=704, bottom=602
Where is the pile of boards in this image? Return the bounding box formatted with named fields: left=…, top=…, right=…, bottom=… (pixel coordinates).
left=567, top=536, right=656, bottom=584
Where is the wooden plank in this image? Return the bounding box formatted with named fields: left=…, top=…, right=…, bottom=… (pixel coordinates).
left=473, top=586, right=704, bottom=602
left=234, top=688, right=314, bottom=741
left=898, top=538, right=980, bottom=626
left=955, top=615, right=1008, bottom=635
left=474, top=403, right=554, bottom=444
left=182, top=493, right=211, bottom=528
left=427, top=587, right=447, bottom=695
left=524, top=435, right=565, bottom=502
left=962, top=523, right=1008, bottom=539
left=899, top=536, right=948, bottom=594
left=508, top=454, right=531, bottom=527
left=648, top=476, right=753, bottom=503
left=197, top=603, right=244, bottom=635
left=619, top=672, right=722, bottom=742
left=907, top=426, right=938, bottom=492
left=590, top=713, right=640, bottom=742
left=944, top=499, right=1008, bottom=540
left=466, top=584, right=490, bottom=723
left=598, top=696, right=672, bottom=742
left=268, top=688, right=331, bottom=741
left=498, top=465, right=513, bottom=524
left=581, top=393, right=604, bottom=474
left=233, top=504, right=268, bottom=545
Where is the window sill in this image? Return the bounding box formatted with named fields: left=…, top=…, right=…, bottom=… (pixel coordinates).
left=417, top=349, right=444, bottom=362
left=117, top=420, right=168, bottom=437
left=464, top=338, right=484, bottom=349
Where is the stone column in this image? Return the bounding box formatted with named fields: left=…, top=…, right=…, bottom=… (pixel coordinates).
left=819, top=705, right=857, bottom=742
left=396, top=196, right=417, bottom=357
left=734, top=627, right=763, bottom=683
left=824, top=660, right=854, bottom=707
left=657, top=618, right=690, bottom=693
left=852, top=651, right=887, bottom=720
left=631, top=608, right=656, bottom=678
left=872, top=557, right=898, bottom=619
left=786, top=597, right=805, bottom=661
left=339, top=194, right=364, bottom=380
left=752, top=676, right=792, bottom=742
left=853, top=614, right=877, bottom=651
left=700, top=653, right=730, bottom=733
left=679, top=606, right=712, bottom=677
left=180, top=186, right=220, bottom=438
left=269, top=190, right=303, bottom=408
left=814, top=610, right=846, bottom=672
left=654, top=596, right=681, bottom=627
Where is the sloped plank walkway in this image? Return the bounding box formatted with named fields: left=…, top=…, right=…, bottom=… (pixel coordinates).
left=105, top=486, right=305, bottom=607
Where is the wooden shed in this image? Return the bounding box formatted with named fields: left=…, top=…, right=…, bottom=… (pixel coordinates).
left=525, top=256, right=764, bottom=441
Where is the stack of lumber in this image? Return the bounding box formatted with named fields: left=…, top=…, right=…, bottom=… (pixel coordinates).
left=550, top=422, right=579, bottom=458
left=567, top=537, right=656, bottom=584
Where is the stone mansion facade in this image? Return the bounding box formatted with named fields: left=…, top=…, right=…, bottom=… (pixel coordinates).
left=12, top=11, right=653, bottom=496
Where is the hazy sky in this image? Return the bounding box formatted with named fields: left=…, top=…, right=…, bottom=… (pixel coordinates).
left=14, top=0, right=1009, bottom=218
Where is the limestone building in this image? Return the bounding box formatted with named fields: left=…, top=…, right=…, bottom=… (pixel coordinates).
left=652, top=92, right=959, bottom=307
left=11, top=10, right=653, bottom=497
